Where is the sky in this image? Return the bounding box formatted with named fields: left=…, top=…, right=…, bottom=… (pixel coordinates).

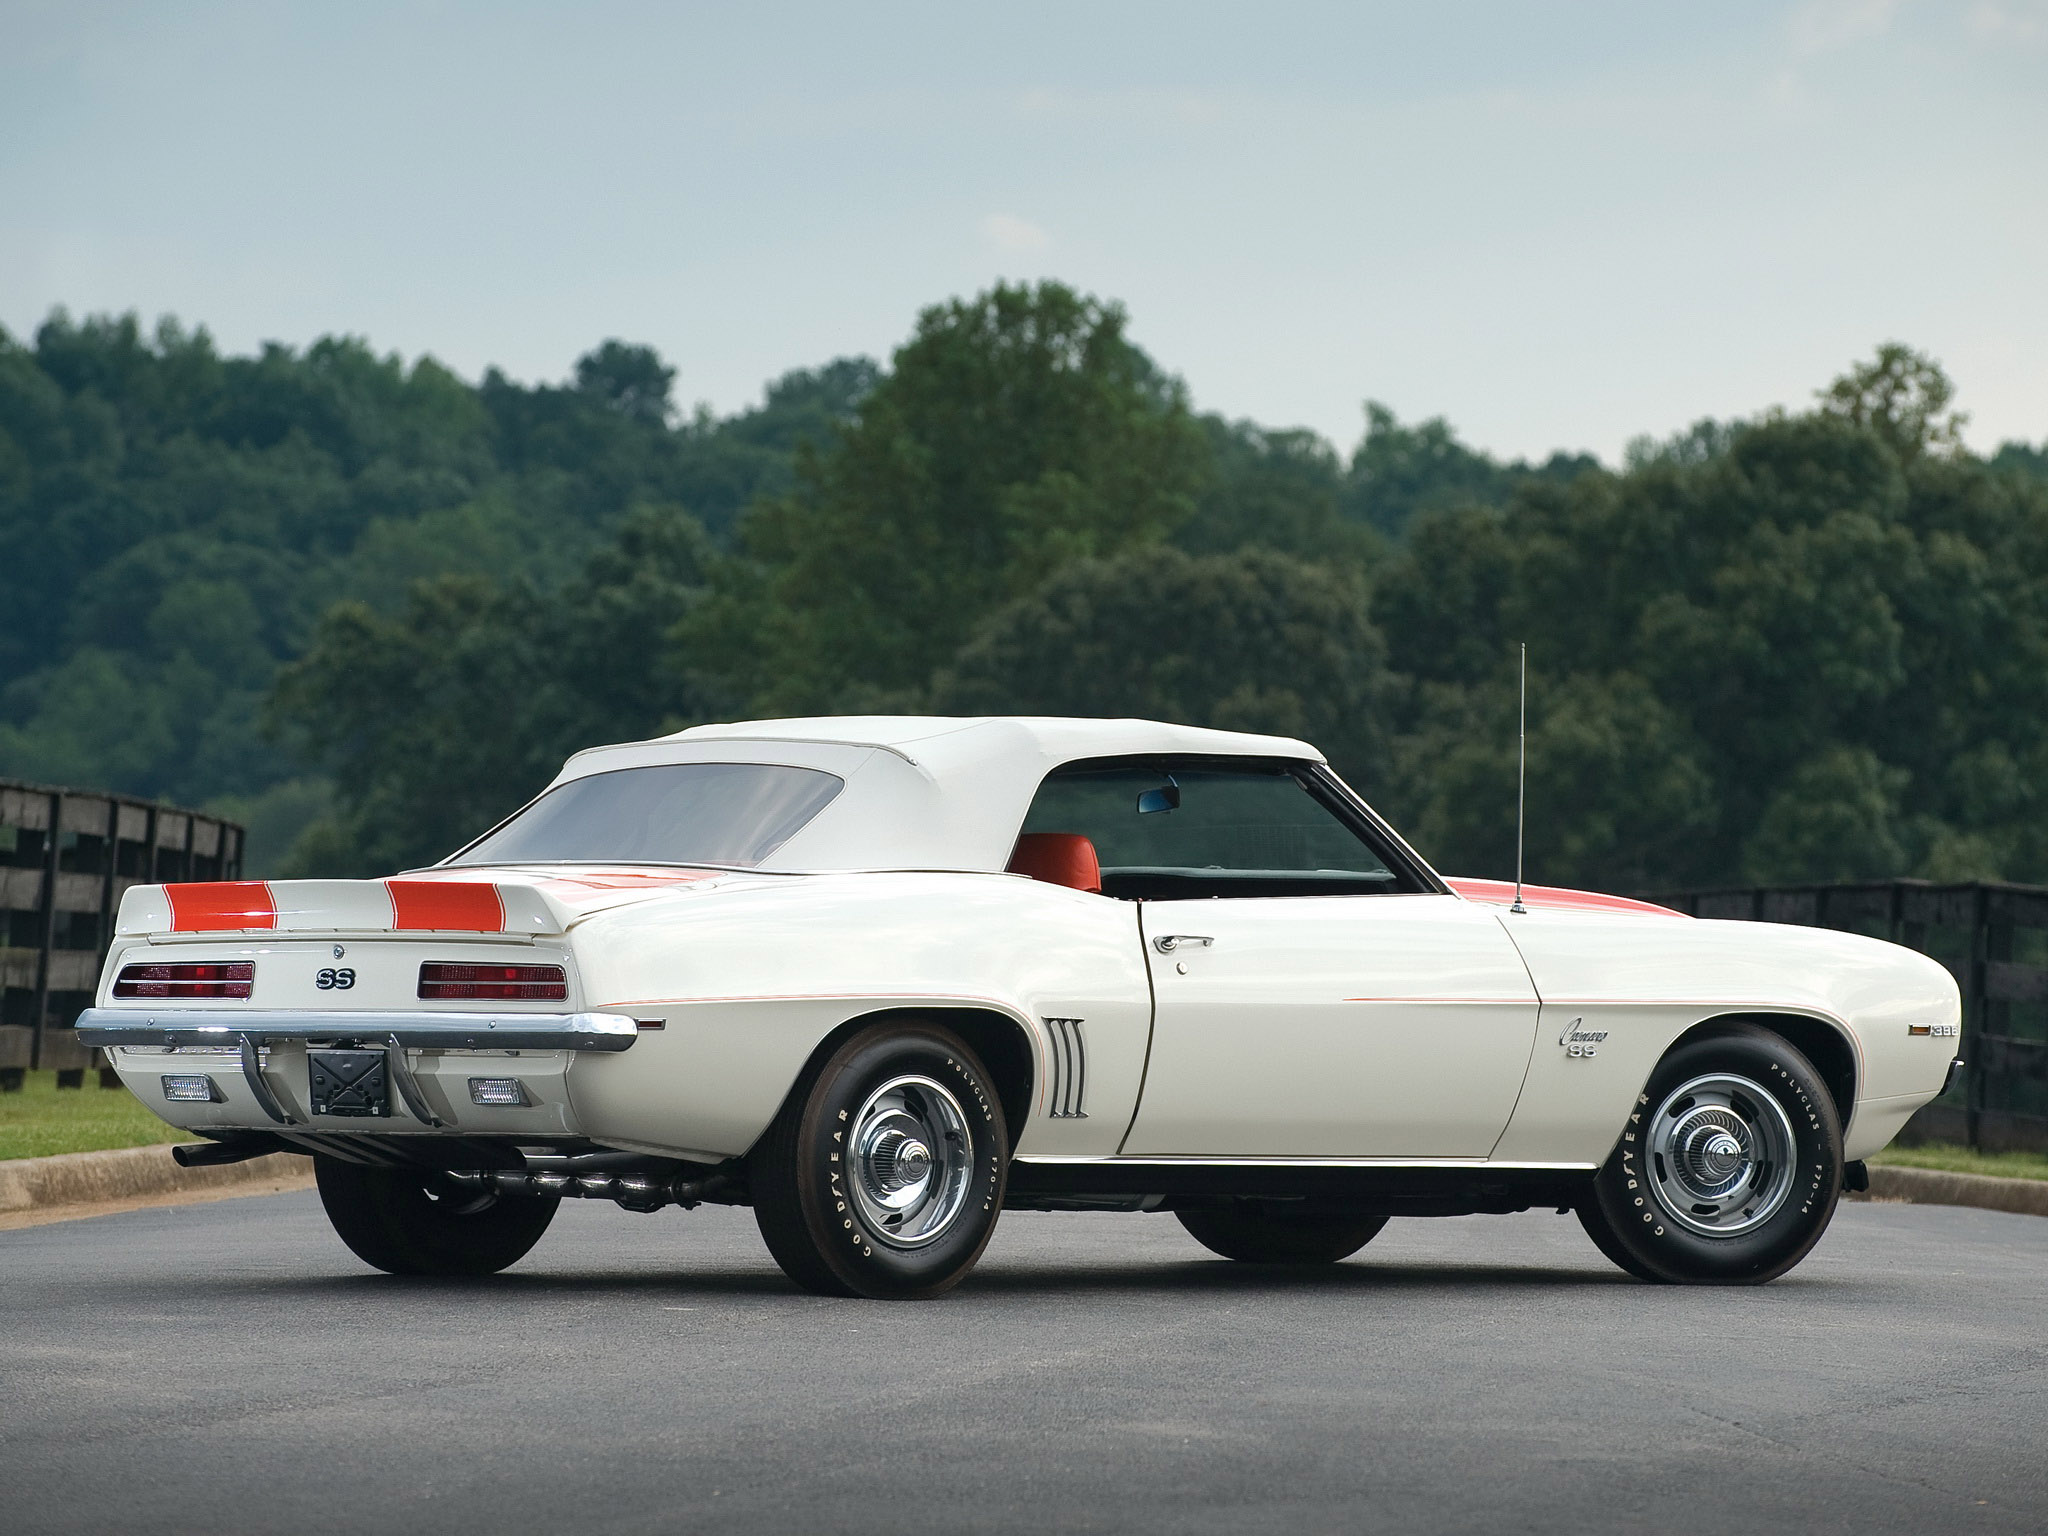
left=2, top=0, right=2044, bottom=463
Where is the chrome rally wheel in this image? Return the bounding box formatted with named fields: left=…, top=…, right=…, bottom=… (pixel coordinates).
left=1645, top=1074, right=1798, bottom=1237
left=847, top=1075, right=975, bottom=1248
left=1579, top=1023, right=1844, bottom=1285
left=752, top=1020, right=1008, bottom=1299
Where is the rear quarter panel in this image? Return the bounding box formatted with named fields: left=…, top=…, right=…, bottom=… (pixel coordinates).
left=564, top=871, right=1151, bottom=1161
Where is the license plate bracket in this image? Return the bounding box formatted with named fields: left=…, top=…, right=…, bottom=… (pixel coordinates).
left=308, top=1048, right=390, bottom=1118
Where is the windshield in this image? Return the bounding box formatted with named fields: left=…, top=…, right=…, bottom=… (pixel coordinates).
left=446, top=762, right=844, bottom=868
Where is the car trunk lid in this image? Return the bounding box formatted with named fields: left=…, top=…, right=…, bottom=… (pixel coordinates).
left=113, top=866, right=743, bottom=939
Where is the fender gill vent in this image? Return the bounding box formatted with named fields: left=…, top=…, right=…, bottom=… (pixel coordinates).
left=1044, top=1017, right=1089, bottom=1119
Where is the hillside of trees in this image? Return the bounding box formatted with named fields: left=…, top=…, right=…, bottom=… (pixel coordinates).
left=4, top=285, right=2045, bottom=893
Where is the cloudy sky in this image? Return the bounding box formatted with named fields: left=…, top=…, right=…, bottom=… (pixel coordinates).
left=3, top=1, right=2043, bottom=462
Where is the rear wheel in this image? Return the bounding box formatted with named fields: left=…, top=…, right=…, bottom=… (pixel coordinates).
left=1581, top=1024, right=1843, bottom=1284
left=315, top=1157, right=559, bottom=1276
left=1177, top=1203, right=1388, bottom=1264
left=752, top=1021, right=1008, bottom=1299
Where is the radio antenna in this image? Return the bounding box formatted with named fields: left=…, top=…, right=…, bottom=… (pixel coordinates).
left=1512, top=642, right=1528, bottom=915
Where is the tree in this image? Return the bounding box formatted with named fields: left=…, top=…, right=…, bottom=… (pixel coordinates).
left=0, top=311, right=865, bottom=867
left=1339, top=400, right=1599, bottom=540
left=575, top=340, right=676, bottom=426
left=268, top=505, right=713, bottom=874
left=1370, top=359, right=2048, bottom=891
left=1817, top=342, right=1966, bottom=464
left=696, top=282, right=1209, bottom=710
left=1174, top=417, right=1376, bottom=565
left=1740, top=746, right=1909, bottom=884
left=933, top=546, right=1393, bottom=790
left=1388, top=670, right=1719, bottom=889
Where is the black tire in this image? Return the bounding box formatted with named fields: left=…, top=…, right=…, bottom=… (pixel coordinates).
left=752, top=1021, right=1007, bottom=1300
left=314, top=1157, right=559, bottom=1276
left=1176, top=1203, right=1387, bottom=1264
left=1574, top=1199, right=1666, bottom=1282
left=1584, top=1024, right=1844, bottom=1285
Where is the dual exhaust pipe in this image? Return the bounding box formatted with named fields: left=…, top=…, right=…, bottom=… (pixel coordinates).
left=168, top=1134, right=740, bottom=1211
left=444, top=1164, right=737, bottom=1212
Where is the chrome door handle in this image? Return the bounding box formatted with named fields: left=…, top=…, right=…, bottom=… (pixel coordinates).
left=1152, top=934, right=1214, bottom=954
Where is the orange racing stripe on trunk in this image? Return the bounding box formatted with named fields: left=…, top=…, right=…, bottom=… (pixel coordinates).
left=386, top=880, right=505, bottom=932
left=166, top=881, right=277, bottom=931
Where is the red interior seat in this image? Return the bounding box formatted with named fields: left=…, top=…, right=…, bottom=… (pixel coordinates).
left=1007, top=833, right=1102, bottom=894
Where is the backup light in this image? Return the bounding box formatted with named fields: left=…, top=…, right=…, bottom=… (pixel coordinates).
left=116, top=962, right=254, bottom=999
left=160, top=1074, right=220, bottom=1102
left=419, top=963, right=567, bottom=1001
left=468, top=1077, right=528, bottom=1106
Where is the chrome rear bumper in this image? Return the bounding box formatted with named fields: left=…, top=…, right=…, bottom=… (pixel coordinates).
left=75, top=1008, right=641, bottom=1053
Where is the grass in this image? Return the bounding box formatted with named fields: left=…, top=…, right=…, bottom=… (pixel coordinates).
left=0, top=1070, right=185, bottom=1161
left=1873, top=1141, right=2048, bottom=1183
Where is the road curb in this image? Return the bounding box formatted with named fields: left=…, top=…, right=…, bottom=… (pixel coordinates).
left=1854, top=1163, right=2048, bottom=1218
left=0, top=1143, right=311, bottom=1215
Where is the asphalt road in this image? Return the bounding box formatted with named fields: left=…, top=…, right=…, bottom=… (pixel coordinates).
left=3, top=1190, right=2044, bottom=1536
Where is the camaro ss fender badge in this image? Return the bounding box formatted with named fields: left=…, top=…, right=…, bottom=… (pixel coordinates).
left=1558, top=1017, right=1607, bottom=1058
left=1908, top=1022, right=1960, bottom=1037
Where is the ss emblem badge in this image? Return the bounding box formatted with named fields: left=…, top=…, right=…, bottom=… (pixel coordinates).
left=315, top=967, right=357, bottom=991
left=1559, top=1017, right=1607, bottom=1058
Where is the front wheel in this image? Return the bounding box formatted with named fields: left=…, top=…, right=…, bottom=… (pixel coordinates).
left=751, top=1021, right=1008, bottom=1299
left=314, top=1157, right=559, bottom=1276
left=1580, top=1024, right=1843, bottom=1284
left=1177, top=1203, right=1387, bottom=1264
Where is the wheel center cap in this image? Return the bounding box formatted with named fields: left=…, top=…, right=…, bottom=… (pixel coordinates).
left=864, top=1125, right=935, bottom=1193
left=1694, top=1129, right=1747, bottom=1178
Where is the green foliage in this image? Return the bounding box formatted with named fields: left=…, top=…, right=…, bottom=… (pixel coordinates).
left=696, top=282, right=1209, bottom=710
left=270, top=506, right=713, bottom=874
left=1175, top=419, right=1377, bottom=564
left=1372, top=350, right=2048, bottom=889
left=1990, top=439, right=2048, bottom=484
left=1342, top=401, right=1598, bottom=539
left=1392, top=672, right=1718, bottom=893
left=0, top=308, right=871, bottom=864
left=935, top=546, right=1392, bottom=786
left=1816, top=341, right=1967, bottom=464
left=12, top=292, right=2048, bottom=901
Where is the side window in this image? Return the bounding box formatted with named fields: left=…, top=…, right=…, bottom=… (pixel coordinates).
left=1019, top=759, right=1409, bottom=899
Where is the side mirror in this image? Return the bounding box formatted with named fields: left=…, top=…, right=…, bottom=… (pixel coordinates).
left=1136, top=780, right=1181, bottom=815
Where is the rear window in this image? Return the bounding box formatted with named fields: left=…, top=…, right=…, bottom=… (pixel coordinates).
left=446, top=763, right=844, bottom=868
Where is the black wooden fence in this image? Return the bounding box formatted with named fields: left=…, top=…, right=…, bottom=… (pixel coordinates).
left=1, top=777, right=245, bottom=1084
left=1654, top=882, right=2048, bottom=1153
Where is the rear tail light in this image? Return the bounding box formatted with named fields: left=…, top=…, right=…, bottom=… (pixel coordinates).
left=418, top=963, right=567, bottom=1001
left=114, top=962, right=254, bottom=999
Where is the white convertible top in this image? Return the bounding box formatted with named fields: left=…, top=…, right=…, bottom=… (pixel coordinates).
left=548, top=716, right=1324, bottom=874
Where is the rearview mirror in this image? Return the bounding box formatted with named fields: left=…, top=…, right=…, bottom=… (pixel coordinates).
left=1136, top=780, right=1181, bottom=815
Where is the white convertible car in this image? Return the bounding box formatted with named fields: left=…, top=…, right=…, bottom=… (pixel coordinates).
left=80, top=717, right=1961, bottom=1297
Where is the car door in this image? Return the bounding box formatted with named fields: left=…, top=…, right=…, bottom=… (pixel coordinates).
left=1129, top=892, right=1540, bottom=1157
left=1017, top=757, right=1541, bottom=1158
